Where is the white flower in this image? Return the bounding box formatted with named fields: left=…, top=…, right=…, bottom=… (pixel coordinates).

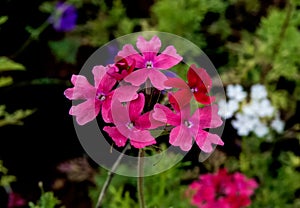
left=256, top=99, right=274, bottom=117
left=250, top=84, right=267, bottom=100
left=242, top=99, right=274, bottom=118
left=242, top=100, right=260, bottom=116
left=218, top=99, right=239, bottom=119
left=253, top=122, right=269, bottom=137
left=231, top=113, right=260, bottom=136
left=227, top=84, right=247, bottom=102
left=271, top=117, right=285, bottom=133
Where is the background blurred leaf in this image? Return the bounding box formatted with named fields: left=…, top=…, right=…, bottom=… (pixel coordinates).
left=0, top=57, right=25, bottom=71
left=48, top=38, right=80, bottom=64
left=0, top=76, right=13, bottom=87
left=0, top=16, right=8, bottom=25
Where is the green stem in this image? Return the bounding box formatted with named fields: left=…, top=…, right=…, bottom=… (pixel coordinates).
left=137, top=148, right=146, bottom=208
left=10, top=21, right=50, bottom=59
left=95, top=144, right=130, bottom=208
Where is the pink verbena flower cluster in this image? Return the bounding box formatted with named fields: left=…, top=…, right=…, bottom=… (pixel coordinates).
left=187, top=168, right=258, bottom=208
left=64, top=35, right=224, bottom=152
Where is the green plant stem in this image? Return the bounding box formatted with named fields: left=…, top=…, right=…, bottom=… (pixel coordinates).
left=137, top=148, right=146, bottom=208
left=95, top=144, right=130, bottom=208
left=10, top=21, right=50, bottom=59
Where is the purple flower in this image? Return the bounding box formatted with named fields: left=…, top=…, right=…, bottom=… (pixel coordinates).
left=48, top=2, right=77, bottom=32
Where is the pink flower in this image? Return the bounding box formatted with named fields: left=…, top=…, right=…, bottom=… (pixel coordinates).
left=165, top=64, right=215, bottom=106
left=107, top=56, right=135, bottom=81
left=118, top=35, right=183, bottom=90
left=153, top=94, right=223, bottom=152
left=187, top=169, right=259, bottom=208
left=64, top=65, right=116, bottom=125
left=7, top=192, right=26, bottom=208
left=103, top=93, right=161, bottom=148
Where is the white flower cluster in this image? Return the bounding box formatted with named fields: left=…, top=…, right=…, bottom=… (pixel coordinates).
left=218, top=84, right=285, bottom=138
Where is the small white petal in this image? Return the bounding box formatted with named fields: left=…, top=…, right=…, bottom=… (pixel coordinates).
left=250, top=84, right=267, bottom=100
left=253, top=122, right=269, bottom=137
left=227, top=84, right=247, bottom=102
left=271, top=118, right=285, bottom=133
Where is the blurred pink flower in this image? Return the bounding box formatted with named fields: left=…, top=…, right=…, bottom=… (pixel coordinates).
left=153, top=94, right=223, bottom=152
left=187, top=169, right=258, bottom=208
left=7, top=192, right=26, bottom=208
left=118, top=36, right=182, bottom=90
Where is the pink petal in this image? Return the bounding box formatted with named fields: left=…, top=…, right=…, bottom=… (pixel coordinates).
left=129, top=93, right=145, bottom=121
left=169, top=125, right=193, bottom=151
left=117, top=44, right=144, bottom=67
left=153, top=104, right=181, bottom=126
left=98, top=72, right=117, bottom=94
left=134, top=112, right=151, bottom=130
left=124, top=68, right=149, bottom=87
left=129, top=129, right=156, bottom=147
left=190, top=105, right=223, bottom=129
left=195, top=130, right=224, bottom=153
left=135, top=111, right=165, bottom=130
left=148, top=69, right=169, bottom=90
left=103, top=126, right=127, bottom=147
left=164, top=77, right=189, bottom=89
left=113, top=85, right=139, bottom=102
left=111, top=99, right=131, bottom=126
left=64, top=75, right=96, bottom=100
left=136, top=35, right=161, bottom=54
left=69, top=99, right=100, bottom=125
left=169, top=90, right=193, bottom=111
left=130, top=138, right=156, bottom=149
left=92, top=65, right=108, bottom=88
left=153, top=46, right=183, bottom=69
left=101, top=96, right=113, bottom=123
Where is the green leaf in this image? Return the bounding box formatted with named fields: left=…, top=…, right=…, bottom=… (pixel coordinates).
left=0, top=105, right=35, bottom=127
left=0, top=16, right=8, bottom=25
left=0, top=57, right=25, bottom=71
left=48, top=39, right=80, bottom=64
left=39, top=1, right=55, bottom=13
left=0, top=76, right=13, bottom=87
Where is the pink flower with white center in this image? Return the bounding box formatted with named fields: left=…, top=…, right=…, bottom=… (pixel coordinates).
left=118, top=35, right=183, bottom=90
left=152, top=94, right=223, bottom=152
left=64, top=65, right=118, bottom=125
left=103, top=93, right=161, bottom=148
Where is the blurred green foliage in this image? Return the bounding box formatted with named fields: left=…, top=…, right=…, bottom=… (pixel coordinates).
left=150, top=0, right=229, bottom=48
left=74, top=0, right=137, bottom=47
left=89, top=148, right=192, bottom=208
left=28, top=184, right=62, bottom=208
left=0, top=160, right=16, bottom=187
left=225, top=136, right=300, bottom=208
left=0, top=57, right=34, bottom=126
